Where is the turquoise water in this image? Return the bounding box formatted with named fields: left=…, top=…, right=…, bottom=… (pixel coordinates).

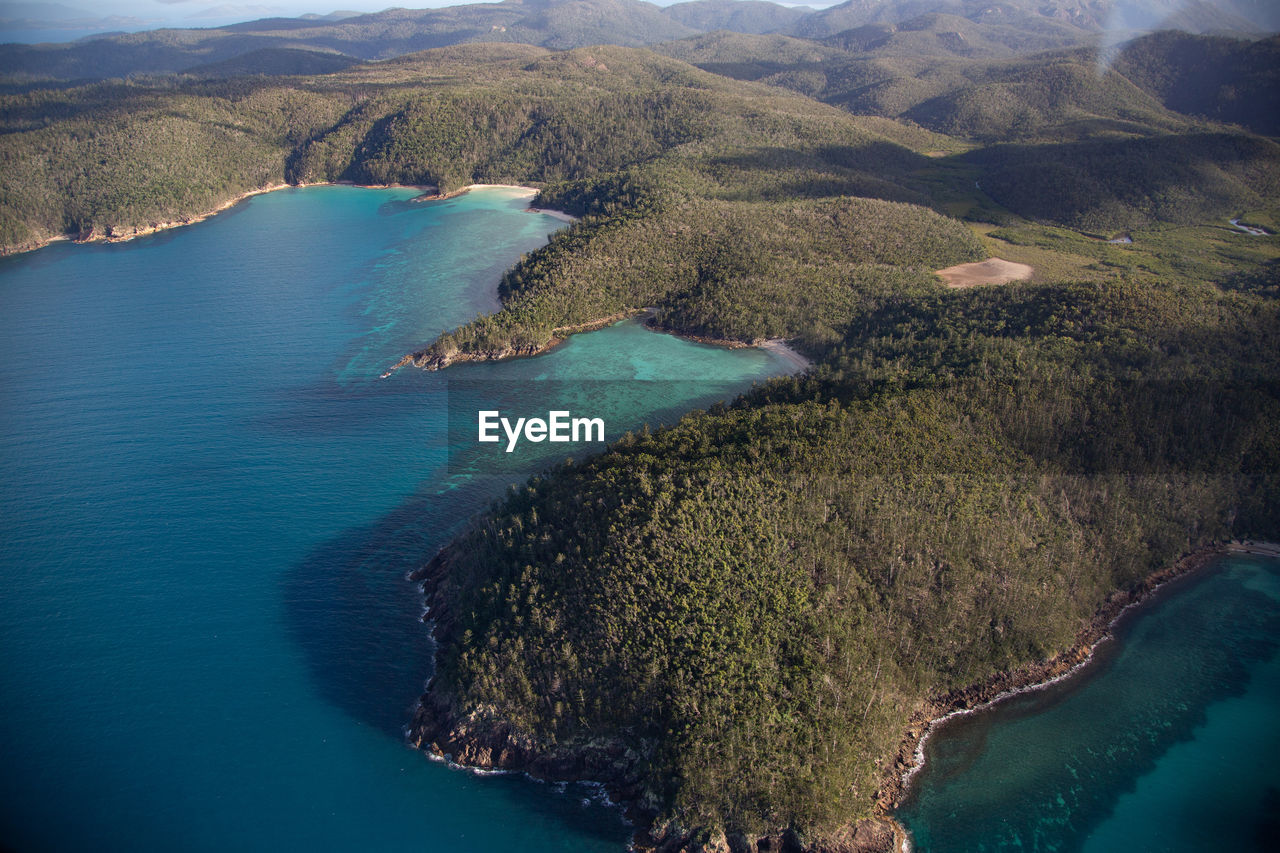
left=0, top=185, right=792, bottom=852
left=898, top=556, right=1280, bottom=852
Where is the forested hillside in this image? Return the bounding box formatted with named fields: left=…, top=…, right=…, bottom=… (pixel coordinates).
left=0, top=0, right=695, bottom=82
left=3, top=32, right=1277, bottom=337
left=1112, top=30, right=1280, bottom=135
left=661, top=0, right=809, bottom=34
left=4, top=15, right=1280, bottom=851
left=0, top=43, right=965, bottom=251
left=417, top=277, right=1279, bottom=847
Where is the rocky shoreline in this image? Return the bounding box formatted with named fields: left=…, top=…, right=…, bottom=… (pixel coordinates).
left=383, top=310, right=812, bottom=378
left=407, top=541, right=1236, bottom=853
left=879, top=542, right=1231, bottom=843
left=381, top=310, right=646, bottom=376
left=406, top=550, right=652, bottom=823
left=0, top=182, right=295, bottom=257
left=406, top=547, right=896, bottom=853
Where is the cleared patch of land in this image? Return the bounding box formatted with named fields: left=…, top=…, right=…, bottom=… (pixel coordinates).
left=935, top=257, right=1034, bottom=288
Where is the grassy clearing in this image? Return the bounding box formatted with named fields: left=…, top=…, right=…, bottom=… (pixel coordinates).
left=986, top=215, right=1280, bottom=287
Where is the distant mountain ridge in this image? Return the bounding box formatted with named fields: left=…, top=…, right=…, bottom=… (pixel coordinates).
left=661, top=0, right=812, bottom=34
left=1112, top=29, right=1280, bottom=135
left=0, top=0, right=694, bottom=81
left=3, top=0, right=1278, bottom=84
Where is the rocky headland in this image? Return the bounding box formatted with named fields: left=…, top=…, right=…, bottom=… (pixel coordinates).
left=407, top=542, right=1233, bottom=853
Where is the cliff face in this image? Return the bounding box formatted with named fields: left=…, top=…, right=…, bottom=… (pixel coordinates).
left=408, top=692, right=649, bottom=798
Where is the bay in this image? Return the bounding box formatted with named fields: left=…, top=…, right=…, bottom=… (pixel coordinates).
left=0, top=185, right=792, bottom=852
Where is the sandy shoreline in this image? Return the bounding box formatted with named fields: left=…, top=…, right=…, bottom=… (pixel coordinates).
left=413, top=182, right=541, bottom=202
left=410, top=181, right=577, bottom=222
left=1227, top=539, right=1280, bottom=557
left=760, top=338, right=812, bottom=373
left=884, top=540, right=1265, bottom=850
left=529, top=207, right=577, bottom=223
left=641, top=315, right=813, bottom=370
left=1, top=181, right=566, bottom=258
left=458, top=182, right=538, bottom=196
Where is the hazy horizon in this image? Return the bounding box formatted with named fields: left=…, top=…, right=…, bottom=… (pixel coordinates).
left=0, top=0, right=834, bottom=45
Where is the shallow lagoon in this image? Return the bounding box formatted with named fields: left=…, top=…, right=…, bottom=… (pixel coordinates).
left=898, top=555, right=1280, bottom=852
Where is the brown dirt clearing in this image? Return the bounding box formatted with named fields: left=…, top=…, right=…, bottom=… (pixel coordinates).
left=936, top=257, right=1034, bottom=288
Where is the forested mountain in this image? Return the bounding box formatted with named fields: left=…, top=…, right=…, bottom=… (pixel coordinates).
left=655, top=26, right=1275, bottom=140
left=1112, top=30, right=1280, bottom=135
left=655, top=36, right=1186, bottom=125
left=652, top=29, right=1280, bottom=233
left=4, top=8, right=1279, bottom=850
left=816, top=12, right=1092, bottom=57
left=181, top=48, right=365, bottom=79
left=793, top=0, right=1278, bottom=38
left=4, top=0, right=1278, bottom=86
left=791, top=0, right=1103, bottom=39
left=0, top=0, right=697, bottom=82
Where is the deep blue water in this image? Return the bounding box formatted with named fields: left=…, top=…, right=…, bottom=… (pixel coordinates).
left=898, top=555, right=1280, bottom=852
left=0, top=185, right=792, bottom=852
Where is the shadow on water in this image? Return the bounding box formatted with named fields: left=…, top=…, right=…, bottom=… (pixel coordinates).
left=277, top=370, right=774, bottom=740
left=275, top=359, right=780, bottom=847
left=279, top=472, right=495, bottom=738
left=279, top=470, right=634, bottom=846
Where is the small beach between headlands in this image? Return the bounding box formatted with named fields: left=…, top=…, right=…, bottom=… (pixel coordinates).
left=760, top=338, right=812, bottom=373
left=884, top=540, right=1276, bottom=851
left=420, top=182, right=578, bottom=222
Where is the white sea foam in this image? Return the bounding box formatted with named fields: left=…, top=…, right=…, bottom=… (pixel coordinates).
left=900, top=634, right=1110, bottom=790
left=899, top=556, right=1209, bottom=793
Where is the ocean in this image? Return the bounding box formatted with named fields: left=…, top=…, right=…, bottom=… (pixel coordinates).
left=0, top=185, right=791, bottom=852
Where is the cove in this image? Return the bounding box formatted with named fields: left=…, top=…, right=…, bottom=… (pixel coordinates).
left=896, top=554, right=1280, bottom=851
left=0, top=185, right=793, bottom=852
